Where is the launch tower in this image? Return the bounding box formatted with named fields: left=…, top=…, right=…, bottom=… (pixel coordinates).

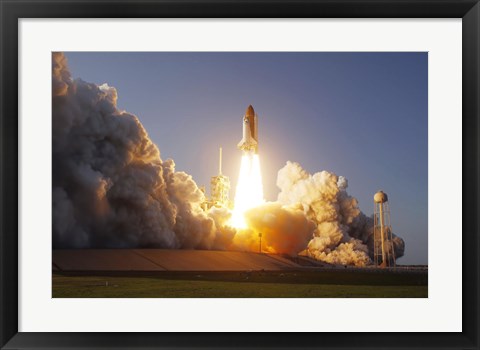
left=210, top=147, right=230, bottom=208
left=373, top=190, right=396, bottom=268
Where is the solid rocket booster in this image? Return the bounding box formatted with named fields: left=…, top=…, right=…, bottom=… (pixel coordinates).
left=237, top=105, right=258, bottom=153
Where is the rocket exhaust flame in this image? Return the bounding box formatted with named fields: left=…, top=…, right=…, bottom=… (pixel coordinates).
left=230, top=152, right=265, bottom=228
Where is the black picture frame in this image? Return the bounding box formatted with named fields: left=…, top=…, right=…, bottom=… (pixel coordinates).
left=1, top=1, right=478, bottom=349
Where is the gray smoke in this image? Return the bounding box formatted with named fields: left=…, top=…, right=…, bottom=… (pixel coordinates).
left=277, top=161, right=405, bottom=266
left=52, top=52, right=218, bottom=249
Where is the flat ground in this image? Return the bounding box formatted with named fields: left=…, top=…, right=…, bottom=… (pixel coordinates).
left=53, top=250, right=428, bottom=298
left=53, top=270, right=428, bottom=298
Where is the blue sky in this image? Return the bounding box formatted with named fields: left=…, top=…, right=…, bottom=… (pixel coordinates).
left=65, top=52, right=428, bottom=265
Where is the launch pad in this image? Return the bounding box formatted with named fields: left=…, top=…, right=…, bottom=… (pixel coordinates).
left=52, top=249, right=427, bottom=298
left=53, top=249, right=302, bottom=272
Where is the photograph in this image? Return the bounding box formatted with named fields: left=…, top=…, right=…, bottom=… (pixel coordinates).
left=52, top=51, right=428, bottom=298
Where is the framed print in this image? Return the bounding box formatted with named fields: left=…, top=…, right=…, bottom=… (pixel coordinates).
left=1, top=0, right=479, bottom=349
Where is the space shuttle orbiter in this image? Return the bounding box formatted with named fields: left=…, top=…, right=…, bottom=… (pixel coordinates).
left=237, top=105, right=258, bottom=153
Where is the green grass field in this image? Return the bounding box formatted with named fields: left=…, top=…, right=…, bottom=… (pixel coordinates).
left=53, top=273, right=428, bottom=298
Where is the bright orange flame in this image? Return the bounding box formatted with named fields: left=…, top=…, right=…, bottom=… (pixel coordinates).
left=230, top=153, right=265, bottom=228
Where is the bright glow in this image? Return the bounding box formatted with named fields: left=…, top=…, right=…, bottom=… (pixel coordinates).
left=230, top=153, right=265, bottom=228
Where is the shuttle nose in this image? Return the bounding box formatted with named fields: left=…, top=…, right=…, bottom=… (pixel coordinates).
left=245, top=105, right=255, bottom=117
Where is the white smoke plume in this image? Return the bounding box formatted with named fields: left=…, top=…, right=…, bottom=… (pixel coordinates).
left=234, top=202, right=316, bottom=255
left=208, top=206, right=237, bottom=250
left=52, top=52, right=220, bottom=249
left=277, top=161, right=405, bottom=266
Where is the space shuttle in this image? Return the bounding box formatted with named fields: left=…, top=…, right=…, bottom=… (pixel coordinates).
left=237, top=105, right=258, bottom=153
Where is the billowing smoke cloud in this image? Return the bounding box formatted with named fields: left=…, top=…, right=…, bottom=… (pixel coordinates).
left=233, top=202, right=316, bottom=255
left=52, top=52, right=219, bottom=249
left=277, top=161, right=405, bottom=266
left=208, top=206, right=237, bottom=250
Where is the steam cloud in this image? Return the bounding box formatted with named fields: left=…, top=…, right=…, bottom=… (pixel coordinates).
left=53, top=52, right=218, bottom=249
left=52, top=53, right=405, bottom=265
left=235, top=202, right=316, bottom=255
left=277, top=162, right=405, bottom=266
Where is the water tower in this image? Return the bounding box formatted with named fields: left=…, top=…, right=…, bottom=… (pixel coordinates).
left=373, top=190, right=396, bottom=268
